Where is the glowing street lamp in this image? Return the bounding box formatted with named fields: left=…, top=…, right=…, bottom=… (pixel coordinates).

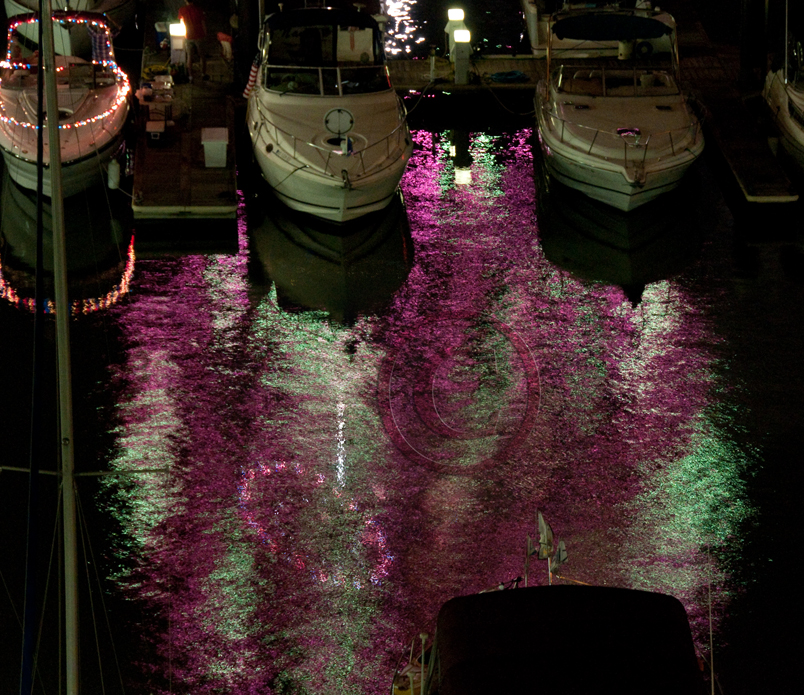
left=454, top=29, right=471, bottom=44
left=445, top=8, right=468, bottom=61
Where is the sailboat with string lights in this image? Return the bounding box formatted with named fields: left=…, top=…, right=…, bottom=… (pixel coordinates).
left=0, top=11, right=130, bottom=198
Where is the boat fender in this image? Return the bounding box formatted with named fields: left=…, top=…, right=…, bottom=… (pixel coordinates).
left=636, top=41, right=653, bottom=58
left=107, top=158, right=120, bottom=190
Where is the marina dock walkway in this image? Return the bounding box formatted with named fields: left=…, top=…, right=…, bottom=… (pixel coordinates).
left=130, top=10, right=238, bottom=220
left=673, top=5, right=798, bottom=204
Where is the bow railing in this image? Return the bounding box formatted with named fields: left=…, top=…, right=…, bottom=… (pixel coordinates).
left=251, top=98, right=410, bottom=181
left=538, top=95, right=703, bottom=172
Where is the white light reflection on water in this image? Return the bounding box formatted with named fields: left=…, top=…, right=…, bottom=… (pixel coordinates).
left=384, top=1, right=426, bottom=55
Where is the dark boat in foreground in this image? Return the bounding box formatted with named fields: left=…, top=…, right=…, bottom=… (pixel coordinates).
left=394, top=584, right=706, bottom=695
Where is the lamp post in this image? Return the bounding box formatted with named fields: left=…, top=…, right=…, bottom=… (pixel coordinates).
left=453, top=28, right=471, bottom=84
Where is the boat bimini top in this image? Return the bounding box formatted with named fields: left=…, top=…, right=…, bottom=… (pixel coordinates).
left=552, top=11, right=673, bottom=41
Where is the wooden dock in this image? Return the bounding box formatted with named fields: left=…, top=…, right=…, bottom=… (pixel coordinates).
left=675, top=7, right=798, bottom=204
left=130, top=30, right=238, bottom=219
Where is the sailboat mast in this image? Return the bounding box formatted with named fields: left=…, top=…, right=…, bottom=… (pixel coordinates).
left=39, top=1, right=77, bottom=693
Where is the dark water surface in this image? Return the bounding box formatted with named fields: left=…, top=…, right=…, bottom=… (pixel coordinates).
left=5, top=2, right=800, bottom=694
left=2, top=91, right=803, bottom=695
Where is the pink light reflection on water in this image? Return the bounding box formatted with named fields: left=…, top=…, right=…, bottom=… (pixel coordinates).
left=101, top=130, right=753, bottom=693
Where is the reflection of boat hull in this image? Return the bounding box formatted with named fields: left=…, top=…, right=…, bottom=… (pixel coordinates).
left=0, top=167, right=130, bottom=279
left=250, top=189, right=413, bottom=323
left=763, top=69, right=804, bottom=170
left=0, top=174, right=135, bottom=313
left=536, top=153, right=702, bottom=300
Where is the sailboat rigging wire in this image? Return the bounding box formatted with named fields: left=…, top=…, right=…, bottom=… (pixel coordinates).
left=77, top=489, right=127, bottom=694
left=1, top=560, right=22, bottom=627
left=30, top=489, right=64, bottom=695
left=471, top=65, right=535, bottom=117
left=77, top=493, right=108, bottom=694
left=402, top=82, right=435, bottom=117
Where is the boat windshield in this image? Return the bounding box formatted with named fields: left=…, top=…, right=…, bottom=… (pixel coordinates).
left=268, top=23, right=382, bottom=67
left=264, top=21, right=390, bottom=95
left=556, top=66, right=679, bottom=97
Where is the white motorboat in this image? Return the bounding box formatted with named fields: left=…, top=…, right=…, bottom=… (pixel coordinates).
left=535, top=6, right=704, bottom=211
left=763, top=5, right=804, bottom=169
left=521, top=1, right=663, bottom=57
left=246, top=6, right=412, bottom=223
left=0, top=11, right=131, bottom=198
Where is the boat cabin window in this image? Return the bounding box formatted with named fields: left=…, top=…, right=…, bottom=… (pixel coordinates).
left=335, top=26, right=375, bottom=64
left=268, top=24, right=381, bottom=67
left=269, top=25, right=335, bottom=66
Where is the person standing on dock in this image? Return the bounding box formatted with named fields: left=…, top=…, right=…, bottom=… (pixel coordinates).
left=179, top=0, right=209, bottom=81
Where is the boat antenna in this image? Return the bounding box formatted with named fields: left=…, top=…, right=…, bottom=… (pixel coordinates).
left=784, top=0, right=789, bottom=83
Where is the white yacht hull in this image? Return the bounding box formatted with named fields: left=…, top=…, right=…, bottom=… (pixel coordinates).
left=248, top=91, right=411, bottom=223
left=5, top=0, right=136, bottom=54
left=536, top=86, right=703, bottom=212
left=4, top=0, right=136, bottom=22
left=1, top=126, right=126, bottom=199
left=763, top=69, right=804, bottom=169
left=520, top=1, right=675, bottom=58
left=538, top=128, right=699, bottom=211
